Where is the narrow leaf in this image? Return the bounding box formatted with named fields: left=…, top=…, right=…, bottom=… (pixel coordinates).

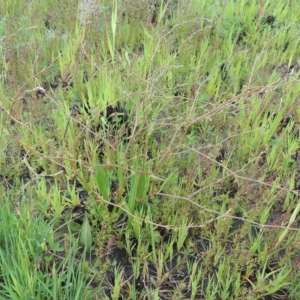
left=80, top=214, right=93, bottom=251
left=117, top=151, right=124, bottom=192
left=95, top=165, right=110, bottom=201
left=137, top=173, right=146, bottom=199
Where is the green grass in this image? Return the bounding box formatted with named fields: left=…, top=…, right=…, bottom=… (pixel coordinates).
left=1, top=0, right=300, bottom=298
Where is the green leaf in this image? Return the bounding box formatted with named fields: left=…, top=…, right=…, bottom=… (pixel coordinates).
left=152, top=230, right=162, bottom=243
left=137, top=173, right=147, bottom=199
left=117, top=151, right=124, bottom=192
left=80, top=214, right=92, bottom=251
left=128, top=159, right=139, bottom=212
left=95, top=165, right=110, bottom=201
left=128, top=173, right=138, bottom=212
left=115, top=241, right=124, bottom=249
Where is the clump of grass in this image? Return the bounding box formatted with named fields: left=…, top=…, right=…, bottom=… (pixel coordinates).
left=1, top=0, right=300, bottom=298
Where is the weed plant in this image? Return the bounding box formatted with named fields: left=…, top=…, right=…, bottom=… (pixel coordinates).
left=1, top=0, right=300, bottom=299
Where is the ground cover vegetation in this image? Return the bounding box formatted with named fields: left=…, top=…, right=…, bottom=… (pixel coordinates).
left=0, top=0, right=300, bottom=299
